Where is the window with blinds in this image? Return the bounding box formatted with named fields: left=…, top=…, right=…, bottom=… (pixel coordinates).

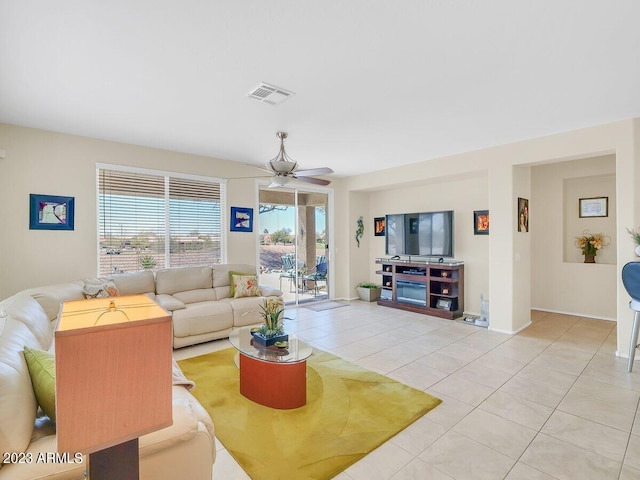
left=98, top=167, right=225, bottom=276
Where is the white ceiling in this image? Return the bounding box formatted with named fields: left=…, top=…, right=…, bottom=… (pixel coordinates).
left=1, top=1, right=639, bottom=177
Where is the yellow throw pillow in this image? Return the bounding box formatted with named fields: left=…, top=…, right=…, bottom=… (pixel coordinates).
left=23, top=346, right=56, bottom=421
left=233, top=275, right=260, bottom=298
left=228, top=270, right=248, bottom=297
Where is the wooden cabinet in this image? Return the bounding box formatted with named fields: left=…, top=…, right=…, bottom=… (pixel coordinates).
left=375, top=258, right=464, bottom=319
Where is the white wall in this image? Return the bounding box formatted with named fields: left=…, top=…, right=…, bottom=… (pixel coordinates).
left=512, top=165, right=532, bottom=331
left=3, top=120, right=640, bottom=356
left=0, top=124, right=270, bottom=297
left=347, top=191, right=372, bottom=298
left=531, top=155, right=617, bottom=319
left=563, top=173, right=617, bottom=265
left=341, top=119, right=638, bottom=342
left=363, top=173, right=489, bottom=314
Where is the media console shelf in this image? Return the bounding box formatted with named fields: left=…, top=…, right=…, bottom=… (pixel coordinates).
left=375, top=258, right=464, bottom=319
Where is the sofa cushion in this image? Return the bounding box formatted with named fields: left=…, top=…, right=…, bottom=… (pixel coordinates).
left=212, top=264, right=256, bottom=288
left=0, top=318, right=41, bottom=458
left=156, top=294, right=186, bottom=312
left=22, top=281, right=86, bottom=306
left=156, top=267, right=213, bottom=295
left=6, top=295, right=53, bottom=350
left=30, top=292, right=62, bottom=322
left=259, top=285, right=284, bottom=298
left=222, top=297, right=264, bottom=327
left=232, top=275, right=260, bottom=298
left=110, top=270, right=156, bottom=297
left=172, top=302, right=233, bottom=338
left=23, top=346, right=56, bottom=421
left=174, top=288, right=217, bottom=304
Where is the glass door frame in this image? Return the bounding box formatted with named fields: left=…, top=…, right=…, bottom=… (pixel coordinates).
left=254, top=180, right=334, bottom=306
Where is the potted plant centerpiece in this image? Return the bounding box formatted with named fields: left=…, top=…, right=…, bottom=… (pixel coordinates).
left=251, top=298, right=289, bottom=347
left=575, top=231, right=609, bottom=263
left=356, top=282, right=382, bottom=302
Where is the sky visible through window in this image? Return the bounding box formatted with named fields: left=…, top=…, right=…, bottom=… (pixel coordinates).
left=259, top=206, right=326, bottom=234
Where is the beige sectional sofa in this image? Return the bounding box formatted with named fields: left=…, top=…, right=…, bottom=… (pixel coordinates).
left=154, top=264, right=284, bottom=348
left=0, top=293, right=214, bottom=480
left=0, top=264, right=282, bottom=479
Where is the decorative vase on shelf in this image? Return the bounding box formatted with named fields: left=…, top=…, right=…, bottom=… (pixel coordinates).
left=635, top=245, right=640, bottom=257
left=584, top=253, right=596, bottom=263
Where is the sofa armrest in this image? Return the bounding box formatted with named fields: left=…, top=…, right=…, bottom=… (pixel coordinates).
left=139, top=386, right=215, bottom=457
left=259, top=286, right=283, bottom=297
left=155, top=294, right=186, bottom=312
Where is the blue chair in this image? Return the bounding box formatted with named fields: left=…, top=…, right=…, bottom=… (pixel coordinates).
left=622, top=262, right=640, bottom=372
left=304, top=262, right=327, bottom=297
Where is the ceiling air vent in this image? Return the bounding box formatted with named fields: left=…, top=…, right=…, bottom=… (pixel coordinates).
left=247, top=83, right=295, bottom=105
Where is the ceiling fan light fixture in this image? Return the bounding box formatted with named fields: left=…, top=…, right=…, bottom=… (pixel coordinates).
left=268, top=132, right=297, bottom=174
left=270, top=158, right=296, bottom=174
left=271, top=176, right=291, bottom=186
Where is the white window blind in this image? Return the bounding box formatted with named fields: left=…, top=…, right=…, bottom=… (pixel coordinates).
left=98, top=167, right=225, bottom=276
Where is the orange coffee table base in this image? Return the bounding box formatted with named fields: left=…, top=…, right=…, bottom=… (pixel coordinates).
left=239, top=353, right=307, bottom=409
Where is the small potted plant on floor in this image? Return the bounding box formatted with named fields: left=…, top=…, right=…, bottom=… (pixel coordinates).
left=356, top=282, right=382, bottom=302
left=251, top=298, right=289, bottom=347
left=627, top=227, right=640, bottom=256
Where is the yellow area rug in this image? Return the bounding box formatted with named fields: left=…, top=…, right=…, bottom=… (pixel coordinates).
left=178, top=348, right=441, bottom=480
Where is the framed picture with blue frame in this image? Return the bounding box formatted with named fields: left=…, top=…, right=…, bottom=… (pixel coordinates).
left=230, top=207, right=253, bottom=232
left=29, top=194, right=75, bottom=230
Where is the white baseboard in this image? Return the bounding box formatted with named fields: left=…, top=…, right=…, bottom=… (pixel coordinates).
left=489, top=321, right=532, bottom=335
left=532, top=307, right=616, bottom=322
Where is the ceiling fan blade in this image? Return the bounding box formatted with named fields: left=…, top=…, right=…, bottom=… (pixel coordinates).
left=256, top=167, right=276, bottom=175
left=294, top=176, right=331, bottom=186
left=244, top=163, right=273, bottom=174
left=294, top=167, right=334, bottom=177
left=227, top=175, right=270, bottom=180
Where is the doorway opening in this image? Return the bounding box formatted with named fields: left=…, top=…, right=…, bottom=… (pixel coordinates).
left=258, top=187, right=329, bottom=305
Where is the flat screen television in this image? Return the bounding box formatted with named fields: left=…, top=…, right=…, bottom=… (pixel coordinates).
left=385, top=210, right=454, bottom=258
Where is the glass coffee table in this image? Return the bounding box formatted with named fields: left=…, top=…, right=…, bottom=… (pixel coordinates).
left=229, top=327, right=313, bottom=409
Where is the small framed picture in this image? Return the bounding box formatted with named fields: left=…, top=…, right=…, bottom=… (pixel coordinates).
left=436, top=298, right=452, bottom=310
left=473, top=210, right=489, bottom=235
left=29, top=194, right=75, bottom=230
left=230, top=207, right=253, bottom=232
left=517, top=198, right=529, bottom=232
left=374, top=217, right=385, bottom=236
left=579, top=197, right=608, bottom=218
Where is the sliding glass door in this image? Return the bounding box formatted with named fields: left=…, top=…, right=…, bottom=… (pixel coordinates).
left=258, top=187, right=329, bottom=305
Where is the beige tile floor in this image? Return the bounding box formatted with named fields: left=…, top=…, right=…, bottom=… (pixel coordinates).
left=173, top=301, right=640, bottom=480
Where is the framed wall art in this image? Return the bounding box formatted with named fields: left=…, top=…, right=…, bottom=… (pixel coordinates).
left=374, top=217, right=385, bottom=236
left=517, top=197, right=529, bottom=232
left=230, top=207, right=253, bottom=232
left=29, top=194, right=75, bottom=230
left=473, top=210, right=489, bottom=235
left=579, top=197, right=608, bottom=218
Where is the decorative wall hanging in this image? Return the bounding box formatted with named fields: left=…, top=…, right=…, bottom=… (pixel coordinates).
left=29, top=194, right=75, bottom=230
left=473, top=210, right=489, bottom=235
left=579, top=197, right=608, bottom=218
left=517, top=198, right=529, bottom=232
left=230, top=207, right=254, bottom=232
left=355, top=216, right=364, bottom=247
left=374, top=217, right=385, bottom=236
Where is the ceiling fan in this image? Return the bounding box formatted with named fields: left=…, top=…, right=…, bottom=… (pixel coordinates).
left=253, top=132, right=334, bottom=188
